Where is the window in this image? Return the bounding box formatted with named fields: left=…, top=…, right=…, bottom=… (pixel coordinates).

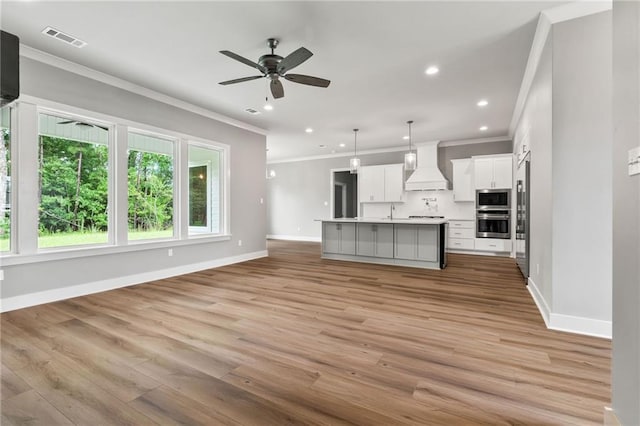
left=0, top=107, right=11, bottom=252
left=127, top=132, right=175, bottom=241
left=38, top=112, right=110, bottom=248
left=188, top=143, right=222, bottom=235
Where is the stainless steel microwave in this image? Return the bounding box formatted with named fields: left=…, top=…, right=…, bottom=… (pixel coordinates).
left=476, top=189, right=510, bottom=211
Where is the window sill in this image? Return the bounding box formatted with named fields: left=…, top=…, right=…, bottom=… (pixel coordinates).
left=0, top=234, right=232, bottom=266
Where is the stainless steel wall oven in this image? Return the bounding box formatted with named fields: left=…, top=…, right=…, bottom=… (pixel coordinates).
left=476, top=189, right=511, bottom=239
left=476, top=211, right=511, bottom=239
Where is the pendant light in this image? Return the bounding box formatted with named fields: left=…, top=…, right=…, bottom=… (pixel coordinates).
left=404, top=120, right=417, bottom=171
left=349, top=128, right=360, bottom=174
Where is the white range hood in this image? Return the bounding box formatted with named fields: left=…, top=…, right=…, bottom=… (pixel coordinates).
left=405, top=141, right=451, bottom=191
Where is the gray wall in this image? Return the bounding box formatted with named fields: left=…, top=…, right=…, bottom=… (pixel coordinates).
left=2, top=57, right=267, bottom=300
left=514, top=12, right=613, bottom=330
left=267, top=141, right=512, bottom=239
left=552, top=12, right=612, bottom=322
left=520, top=33, right=554, bottom=306
left=612, top=1, right=640, bottom=424
left=267, top=151, right=404, bottom=239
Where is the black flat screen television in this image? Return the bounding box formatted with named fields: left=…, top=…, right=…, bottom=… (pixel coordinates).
left=1, top=30, right=20, bottom=107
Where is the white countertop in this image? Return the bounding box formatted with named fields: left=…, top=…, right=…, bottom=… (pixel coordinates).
left=320, top=217, right=448, bottom=225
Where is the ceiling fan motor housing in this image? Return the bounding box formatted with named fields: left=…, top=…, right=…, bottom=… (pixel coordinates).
left=258, top=54, right=283, bottom=77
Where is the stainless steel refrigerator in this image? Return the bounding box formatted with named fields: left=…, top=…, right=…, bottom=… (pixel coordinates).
left=515, top=157, right=530, bottom=279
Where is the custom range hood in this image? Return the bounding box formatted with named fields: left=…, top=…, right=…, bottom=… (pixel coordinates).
left=405, top=141, right=451, bottom=191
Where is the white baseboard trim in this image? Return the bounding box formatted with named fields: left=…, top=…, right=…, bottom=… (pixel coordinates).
left=527, top=277, right=612, bottom=339
left=549, top=313, right=612, bottom=339
left=527, top=277, right=551, bottom=327
left=0, top=250, right=268, bottom=313
left=604, top=407, right=621, bottom=426
left=267, top=234, right=321, bottom=243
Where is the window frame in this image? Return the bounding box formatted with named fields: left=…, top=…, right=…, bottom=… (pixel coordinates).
left=36, top=107, right=115, bottom=251
left=0, top=105, right=16, bottom=254
left=126, top=127, right=178, bottom=244
left=0, top=95, right=231, bottom=266
left=186, top=139, right=229, bottom=238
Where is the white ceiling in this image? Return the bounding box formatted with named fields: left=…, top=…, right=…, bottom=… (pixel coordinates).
left=2, top=1, right=567, bottom=162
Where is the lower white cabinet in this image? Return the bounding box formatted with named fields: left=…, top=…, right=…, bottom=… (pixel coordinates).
left=447, top=220, right=475, bottom=251
left=474, top=238, right=512, bottom=252
left=322, top=223, right=356, bottom=255
left=356, top=223, right=394, bottom=258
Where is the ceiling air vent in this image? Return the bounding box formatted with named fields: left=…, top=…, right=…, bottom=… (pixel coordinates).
left=245, top=108, right=261, bottom=115
left=42, top=27, right=87, bottom=48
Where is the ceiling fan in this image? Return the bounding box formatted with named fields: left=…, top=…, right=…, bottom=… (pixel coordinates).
left=218, top=38, right=330, bottom=99
left=57, top=120, right=107, bottom=131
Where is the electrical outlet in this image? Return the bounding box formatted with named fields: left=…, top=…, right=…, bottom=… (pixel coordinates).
left=168, top=249, right=173, bottom=257
left=238, top=240, right=242, bottom=247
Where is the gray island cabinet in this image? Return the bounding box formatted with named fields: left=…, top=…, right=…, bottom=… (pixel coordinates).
left=321, top=219, right=447, bottom=269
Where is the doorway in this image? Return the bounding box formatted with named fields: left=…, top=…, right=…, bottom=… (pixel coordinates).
left=331, top=170, right=358, bottom=218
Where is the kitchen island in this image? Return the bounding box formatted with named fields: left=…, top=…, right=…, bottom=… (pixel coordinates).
left=321, top=218, right=448, bottom=269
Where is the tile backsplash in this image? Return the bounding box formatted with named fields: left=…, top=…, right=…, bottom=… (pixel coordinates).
left=361, top=190, right=475, bottom=220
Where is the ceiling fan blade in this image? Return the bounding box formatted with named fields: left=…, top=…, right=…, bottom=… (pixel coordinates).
left=270, top=79, right=284, bottom=99
left=219, top=75, right=264, bottom=85
left=277, top=47, right=313, bottom=74
left=219, top=50, right=266, bottom=73
left=57, top=120, right=76, bottom=125
left=284, top=74, right=331, bottom=88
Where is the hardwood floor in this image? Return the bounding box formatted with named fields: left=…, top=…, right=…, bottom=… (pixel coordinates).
left=1, top=240, right=611, bottom=425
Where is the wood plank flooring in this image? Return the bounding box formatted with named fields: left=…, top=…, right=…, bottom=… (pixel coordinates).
left=1, top=240, right=611, bottom=425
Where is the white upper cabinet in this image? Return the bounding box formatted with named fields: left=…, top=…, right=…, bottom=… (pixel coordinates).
left=359, top=165, right=385, bottom=202
left=451, top=158, right=474, bottom=202
left=359, top=164, right=404, bottom=203
left=473, top=154, right=513, bottom=189
left=383, top=164, right=404, bottom=202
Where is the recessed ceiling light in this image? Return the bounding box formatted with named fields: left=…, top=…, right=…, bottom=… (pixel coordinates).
left=339, top=143, right=346, bottom=148
left=479, top=126, right=488, bottom=131
left=425, top=66, right=439, bottom=75
left=477, top=99, right=489, bottom=107
left=402, top=135, right=410, bottom=140
left=263, top=103, right=273, bottom=111
left=305, top=128, right=313, bottom=133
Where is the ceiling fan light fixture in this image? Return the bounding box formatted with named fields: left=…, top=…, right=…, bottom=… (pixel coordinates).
left=350, top=128, right=360, bottom=174
left=219, top=38, right=330, bottom=100
left=404, top=120, right=416, bottom=172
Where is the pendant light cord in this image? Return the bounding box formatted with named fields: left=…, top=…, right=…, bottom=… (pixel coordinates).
left=407, top=120, right=413, bottom=152
left=353, top=128, right=359, bottom=156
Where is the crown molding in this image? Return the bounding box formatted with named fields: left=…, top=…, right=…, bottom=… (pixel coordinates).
left=439, top=136, right=511, bottom=147
left=268, top=135, right=511, bottom=164
left=19, top=45, right=268, bottom=136
left=267, top=145, right=408, bottom=165
left=508, top=0, right=612, bottom=136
